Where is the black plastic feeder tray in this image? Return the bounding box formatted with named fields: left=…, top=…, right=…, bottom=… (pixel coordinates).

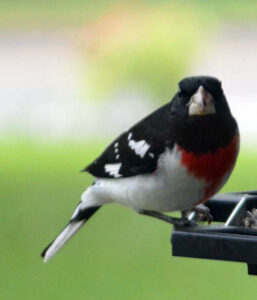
left=171, top=191, right=257, bottom=275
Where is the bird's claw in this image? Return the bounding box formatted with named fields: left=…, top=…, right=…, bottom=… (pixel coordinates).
left=193, top=204, right=213, bottom=224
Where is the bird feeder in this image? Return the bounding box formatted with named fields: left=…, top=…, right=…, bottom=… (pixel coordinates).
left=171, top=191, right=257, bottom=275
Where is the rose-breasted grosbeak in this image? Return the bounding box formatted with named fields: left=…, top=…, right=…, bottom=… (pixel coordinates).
left=41, top=76, right=239, bottom=262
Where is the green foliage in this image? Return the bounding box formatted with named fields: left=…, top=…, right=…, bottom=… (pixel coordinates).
left=1, top=0, right=256, bottom=101
left=83, top=5, right=206, bottom=102
left=1, top=139, right=257, bottom=299
left=79, top=0, right=256, bottom=102
left=0, top=0, right=256, bottom=28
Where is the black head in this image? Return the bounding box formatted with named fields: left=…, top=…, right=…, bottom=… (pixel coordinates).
left=171, top=76, right=230, bottom=118
left=169, top=76, right=237, bottom=153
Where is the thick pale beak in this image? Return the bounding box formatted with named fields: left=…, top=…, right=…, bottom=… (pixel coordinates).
left=189, top=85, right=216, bottom=116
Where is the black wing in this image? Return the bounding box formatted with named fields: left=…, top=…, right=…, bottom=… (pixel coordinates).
left=83, top=103, right=174, bottom=178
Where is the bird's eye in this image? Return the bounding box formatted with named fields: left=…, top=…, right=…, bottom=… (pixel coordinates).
left=178, top=89, right=182, bottom=97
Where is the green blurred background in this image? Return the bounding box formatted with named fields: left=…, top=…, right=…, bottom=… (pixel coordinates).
left=1, top=1, right=257, bottom=299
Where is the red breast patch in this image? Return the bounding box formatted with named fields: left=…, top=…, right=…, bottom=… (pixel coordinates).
left=178, top=134, right=239, bottom=202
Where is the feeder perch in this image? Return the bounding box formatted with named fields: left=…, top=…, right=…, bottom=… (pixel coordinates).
left=171, top=191, right=257, bottom=275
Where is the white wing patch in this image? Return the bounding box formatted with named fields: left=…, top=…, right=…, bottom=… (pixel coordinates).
left=128, top=139, right=150, bottom=158
left=104, top=163, right=122, bottom=178
left=128, top=132, right=132, bottom=140
left=149, top=152, right=154, bottom=158
left=114, top=142, right=119, bottom=157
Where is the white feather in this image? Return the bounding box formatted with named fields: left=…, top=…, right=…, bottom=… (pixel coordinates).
left=88, top=146, right=207, bottom=212
left=104, top=163, right=122, bottom=178
left=149, top=152, right=154, bottom=158
left=128, top=139, right=150, bottom=158
left=43, top=221, right=84, bottom=263
left=127, top=132, right=132, bottom=140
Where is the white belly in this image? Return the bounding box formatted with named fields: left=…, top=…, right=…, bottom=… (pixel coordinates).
left=83, top=147, right=207, bottom=212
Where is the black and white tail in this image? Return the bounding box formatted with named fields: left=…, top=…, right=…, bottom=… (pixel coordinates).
left=41, top=205, right=100, bottom=263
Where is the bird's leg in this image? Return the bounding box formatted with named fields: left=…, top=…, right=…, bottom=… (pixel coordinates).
left=139, top=210, right=196, bottom=227
left=193, top=204, right=213, bottom=224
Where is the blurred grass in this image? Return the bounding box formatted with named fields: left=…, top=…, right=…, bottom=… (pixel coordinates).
left=1, top=139, right=257, bottom=299
left=0, top=0, right=256, bottom=28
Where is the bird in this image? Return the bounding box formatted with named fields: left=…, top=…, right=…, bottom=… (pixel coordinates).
left=41, top=75, right=239, bottom=262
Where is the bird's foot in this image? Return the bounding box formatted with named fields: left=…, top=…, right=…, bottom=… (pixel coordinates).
left=171, top=217, right=197, bottom=227
left=139, top=210, right=197, bottom=227
left=193, top=204, right=213, bottom=224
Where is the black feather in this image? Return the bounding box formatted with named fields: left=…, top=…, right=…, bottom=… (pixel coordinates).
left=82, top=76, right=238, bottom=178
left=83, top=103, right=174, bottom=178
